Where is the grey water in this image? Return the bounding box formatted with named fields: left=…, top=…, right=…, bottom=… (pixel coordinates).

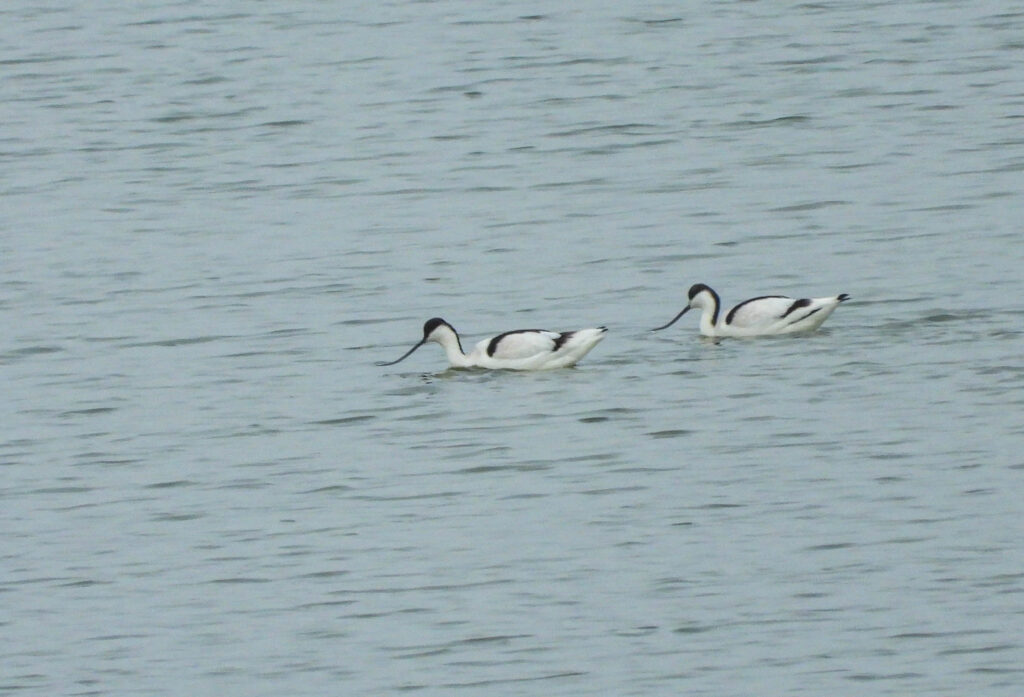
left=3, top=1, right=1023, bottom=695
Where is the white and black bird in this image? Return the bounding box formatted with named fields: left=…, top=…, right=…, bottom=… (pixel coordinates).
left=377, top=318, right=607, bottom=370
left=653, top=283, right=850, bottom=338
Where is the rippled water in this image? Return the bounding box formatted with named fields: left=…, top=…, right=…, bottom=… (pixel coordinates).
left=3, top=2, right=1023, bottom=695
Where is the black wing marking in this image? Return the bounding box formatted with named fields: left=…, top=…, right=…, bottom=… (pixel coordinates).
left=486, top=329, right=544, bottom=357
left=787, top=306, right=821, bottom=325
left=780, top=298, right=812, bottom=319
left=552, top=331, right=575, bottom=351
left=725, top=295, right=786, bottom=325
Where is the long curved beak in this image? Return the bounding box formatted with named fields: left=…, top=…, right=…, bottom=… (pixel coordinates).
left=376, top=338, right=426, bottom=366
left=651, top=306, right=690, bottom=331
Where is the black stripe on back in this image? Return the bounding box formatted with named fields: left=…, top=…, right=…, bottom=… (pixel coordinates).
left=725, top=295, right=786, bottom=325
left=486, top=329, right=544, bottom=357
left=780, top=298, right=812, bottom=319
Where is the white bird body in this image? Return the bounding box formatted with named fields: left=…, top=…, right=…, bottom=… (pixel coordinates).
left=378, top=318, right=607, bottom=370
left=654, top=284, right=850, bottom=338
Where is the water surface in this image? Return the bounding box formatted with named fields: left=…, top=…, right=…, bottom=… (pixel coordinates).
left=3, top=2, right=1023, bottom=695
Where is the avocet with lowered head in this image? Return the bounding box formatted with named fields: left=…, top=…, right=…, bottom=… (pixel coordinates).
left=377, top=318, right=607, bottom=370
left=653, top=283, right=850, bottom=338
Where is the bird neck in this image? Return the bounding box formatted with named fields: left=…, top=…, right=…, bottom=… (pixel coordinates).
left=699, top=308, right=718, bottom=336
left=698, top=296, right=720, bottom=335
left=435, top=331, right=472, bottom=368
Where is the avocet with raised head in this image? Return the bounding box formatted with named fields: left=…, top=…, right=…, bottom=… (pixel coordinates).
left=377, top=318, right=607, bottom=370
left=653, top=283, right=850, bottom=338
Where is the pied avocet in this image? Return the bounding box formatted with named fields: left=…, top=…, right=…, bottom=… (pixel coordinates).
left=377, top=317, right=607, bottom=370
left=653, top=283, right=850, bottom=338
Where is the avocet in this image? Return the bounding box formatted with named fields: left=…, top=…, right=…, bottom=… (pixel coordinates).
left=377, top=318, right=607, bottom=370
left=653, top=283, right=850, bottom=338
